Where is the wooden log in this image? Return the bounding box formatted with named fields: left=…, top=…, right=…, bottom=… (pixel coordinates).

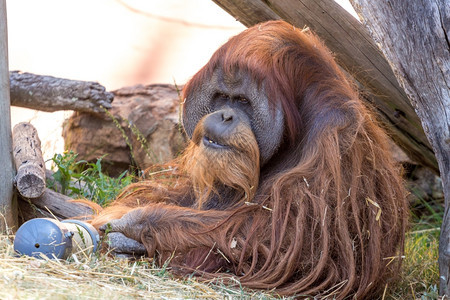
left=18, top=188, right=95, bottom=223
left=347, top=0, right=449, bottom=295
left=10, top=71, right=114, bottom=114
left=211, top=0, right=438, bottom=172
left=0, top=0, right=18, bottom=232
left=12, top=122, right=46, bottom=198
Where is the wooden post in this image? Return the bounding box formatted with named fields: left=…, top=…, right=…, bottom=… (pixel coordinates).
left=348, top=0, right=449, bottom=295
left=12, top=122, right=46, bottom=199
left=0, top=0, right=17, bottom=232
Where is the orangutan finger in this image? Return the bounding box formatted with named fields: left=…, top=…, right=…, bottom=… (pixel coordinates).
left=99, top=219, right=123, bottom=233
left=106, top=232, right=147, bottom=256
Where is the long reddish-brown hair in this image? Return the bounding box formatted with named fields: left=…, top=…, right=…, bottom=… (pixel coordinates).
left=91, top=20, right=408, bottom=299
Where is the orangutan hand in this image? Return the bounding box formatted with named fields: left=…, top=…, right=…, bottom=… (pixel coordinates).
left=99, top=208, right=148, bottom=258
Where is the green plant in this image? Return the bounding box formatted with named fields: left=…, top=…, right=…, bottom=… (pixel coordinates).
left=410, top=187, right=444, bottom=230
left=173, top=80, right=186, bottom=135
left=102, top=106, right=160, bottom=166
left=102, top=108, right=137, bottom=165
left=47, top=151, right=79, bottom=195
left=47, top=151, right=134, bottom=206
left=128, top=121, right=158, bottom=164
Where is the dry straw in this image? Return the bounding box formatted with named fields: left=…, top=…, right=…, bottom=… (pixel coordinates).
left=0, top=234, right=278, bottom=299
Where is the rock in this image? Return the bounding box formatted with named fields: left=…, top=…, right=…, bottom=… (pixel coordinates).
left=62, top=84, right=188, bottom=176
left=388, top=138, right=415, bottom=165
left=409, top=166, right=444, bottom=201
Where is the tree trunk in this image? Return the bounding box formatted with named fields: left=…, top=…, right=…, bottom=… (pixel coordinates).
left=10, top=71, right=114, bottom=114
left=211, top=0, right=438, bottom=172
left=0, top=0, right=18, bottom=233
left=348, top=0, right=449, bottom=295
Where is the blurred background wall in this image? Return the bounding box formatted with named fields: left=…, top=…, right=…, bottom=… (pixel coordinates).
left=6, top=0, right=245, bottom=160
left=6, top=0, right=355, bottom=162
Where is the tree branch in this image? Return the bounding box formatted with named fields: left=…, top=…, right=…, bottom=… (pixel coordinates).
left=18, top=188, right=94, bottom=222
left=10, top=71, right=113, bottom=114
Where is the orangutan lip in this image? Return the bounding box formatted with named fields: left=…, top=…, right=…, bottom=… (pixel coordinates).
left=203, top=136, right=229, bottom=149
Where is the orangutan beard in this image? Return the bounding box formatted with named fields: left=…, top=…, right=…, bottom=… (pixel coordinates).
left=180, top=118, right=260, bottom=209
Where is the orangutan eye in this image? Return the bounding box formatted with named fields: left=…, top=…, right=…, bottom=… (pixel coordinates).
left=236, top=96, right=249, bottom=104
left=216, top=92, right=230, bottom=101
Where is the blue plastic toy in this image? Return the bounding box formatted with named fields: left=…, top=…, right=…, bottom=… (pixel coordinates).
left=14, top=218, right=100, bottom=259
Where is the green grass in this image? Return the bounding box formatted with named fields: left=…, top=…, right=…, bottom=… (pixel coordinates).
left=45, top=151, right=443, bottom=299
left=386, top=187, right=443, bottom=299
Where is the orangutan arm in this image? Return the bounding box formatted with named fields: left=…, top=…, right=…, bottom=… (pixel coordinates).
left=99, top=203, right=233, bottom=257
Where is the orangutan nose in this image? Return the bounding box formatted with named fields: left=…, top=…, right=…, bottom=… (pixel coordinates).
left=202, top=108, right=239, bottom=149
